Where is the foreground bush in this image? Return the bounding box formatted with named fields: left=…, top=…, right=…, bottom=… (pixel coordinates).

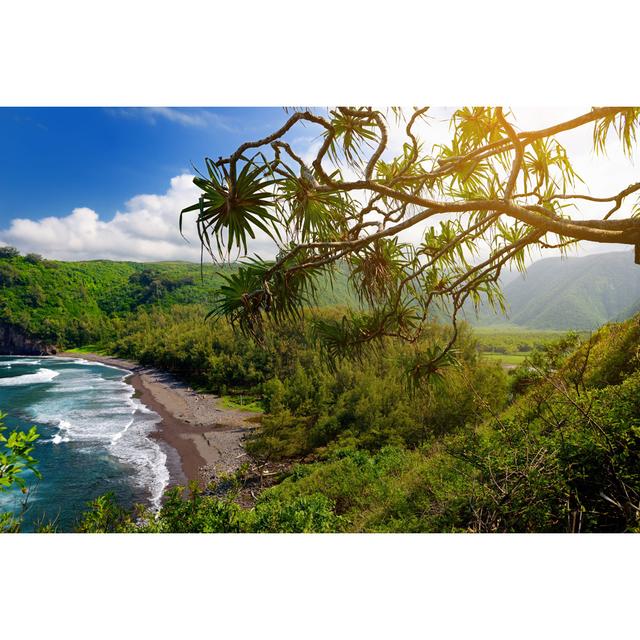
left=77, top=484, right=343, bottom=533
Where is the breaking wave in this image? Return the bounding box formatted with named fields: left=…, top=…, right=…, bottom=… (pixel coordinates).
left=0, top=368, right=59, bottom=386
left=1, top=356, right=169, bottom=510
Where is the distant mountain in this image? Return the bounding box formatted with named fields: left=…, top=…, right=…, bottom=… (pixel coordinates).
left=617, top=296, right=640, bottom=321
left=467, top=250, right=640, bottom=330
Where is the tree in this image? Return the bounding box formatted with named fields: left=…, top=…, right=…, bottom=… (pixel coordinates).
left=181, top=107, right=640, bottom=383
left=0, top=413, right=40, bottom=532
left=24, top=253, right=43, bottom=264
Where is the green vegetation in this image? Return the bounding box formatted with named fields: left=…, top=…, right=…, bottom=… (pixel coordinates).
left=3, top=248, right=640, bottom=532
left=3, top=245, right=639, bottom=533
left=7, top=105, right=640, bottom=533
left=0, top=254, right=224, bottom=348
left=77, top=312, right=640, bottom=533
left=471, top=251, right=640, bottom=330
left=474, top=328, right=586, bottom=366
left=0, top=251, right=356, bottom=351
left=219, top=395, right=264, bottom=412
left=0, top=414, right=40, bottom=533
left=472, top=328, right=589, bottom=367
left=481, top=352, right=527, bottom=365
left=473, top=327, right=581, bottom=351
left=174, top=106, right=640, bottom=376
left=64, top=344, right=111, bottom=355
left=95, top=303, right=508, bottom=457
left=77, top=485, right=341, bottom=533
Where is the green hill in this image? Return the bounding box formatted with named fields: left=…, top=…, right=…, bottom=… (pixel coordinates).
left=468, top=250, right=640, bottom=330
left=617, top=296, right=640, bottom=321
left=0, top=253, right=355, bottom=353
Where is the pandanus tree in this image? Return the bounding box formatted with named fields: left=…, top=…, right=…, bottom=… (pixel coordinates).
left=181, top=107, right=640, bottom=386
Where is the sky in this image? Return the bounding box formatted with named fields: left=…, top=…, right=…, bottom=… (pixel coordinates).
left=0, top=107, right=636, bottom=263
left=0, top=107, right=289, bottom=261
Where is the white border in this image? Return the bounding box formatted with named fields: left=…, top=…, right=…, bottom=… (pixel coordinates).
left=4, top=533, right=640, bottom=638
left=2, top=1, right=640, bottom=637
left=0, top=0, right=638, bottom=105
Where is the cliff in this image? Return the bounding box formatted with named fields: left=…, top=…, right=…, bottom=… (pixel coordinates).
left=0, top=322, right=56, bottom=355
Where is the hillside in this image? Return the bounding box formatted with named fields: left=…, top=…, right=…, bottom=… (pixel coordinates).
left=0, top=253, right=355, bottom=353
left=468, top=250, right=640, bottom=330
left=80, top=303, right=640, bottom=533
left=618, top=297, right=640, bottom=321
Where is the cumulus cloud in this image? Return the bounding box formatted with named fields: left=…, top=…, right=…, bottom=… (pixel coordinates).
left=0, top=174, right=278, bottom=262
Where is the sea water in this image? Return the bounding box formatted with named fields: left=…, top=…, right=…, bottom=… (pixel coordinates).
left=0, top=355, right=169, bottom=531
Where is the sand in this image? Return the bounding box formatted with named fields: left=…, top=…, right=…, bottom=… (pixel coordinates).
left=66, top=352, right=261, bottom=487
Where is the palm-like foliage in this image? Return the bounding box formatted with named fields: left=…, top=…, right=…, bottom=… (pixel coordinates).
left=349, top=238, right=409, bottom=306
left=209, top=254, right=322, bottom=339
left=450, top=107, right=504, bottom=152
left=375, top=142, right=426, bottom=188
left=180, top=157, right=279, bottom=256
left=185, top=106, right=640, bottom=389
left=280, top=169, right=352, bottom=242
left=402, top=345, right=459, bottom=395
left=521, top=138, right=581, bottom=195
left=313, top=303, right=420, bottom=367
left=593, top=108, right=640, bottom=156
left=325, top=108, right=379, bottom=167
left=312, top=312, right=386, bottom=366
left=207, top=260, right=267, bottom=335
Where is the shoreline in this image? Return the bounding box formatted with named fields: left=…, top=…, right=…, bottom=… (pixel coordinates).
left=62, top=352, right=262, bottom=490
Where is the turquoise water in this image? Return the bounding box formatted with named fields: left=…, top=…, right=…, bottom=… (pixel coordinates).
left=0, top=356, right=169, bottom=531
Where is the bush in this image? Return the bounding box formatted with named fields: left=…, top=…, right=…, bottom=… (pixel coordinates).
left=78, top=483, right=341, bottom=533
left=0, top=413, right=41, bottom=533
left=250, top=494, right=342, bottom=532
left=24, top=253, right=43, bottom=264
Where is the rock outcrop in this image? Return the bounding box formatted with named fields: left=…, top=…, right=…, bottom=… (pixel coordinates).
left=0, top=322, right=56, bottom=355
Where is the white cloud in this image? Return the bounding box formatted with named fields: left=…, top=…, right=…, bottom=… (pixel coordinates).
left=0, top=174, right=278, bottom=262
left=107, top=107, right=238, bottom=132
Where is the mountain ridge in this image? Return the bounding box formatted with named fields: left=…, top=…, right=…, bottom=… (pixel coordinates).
left=467, top=250, right=640, bottom=330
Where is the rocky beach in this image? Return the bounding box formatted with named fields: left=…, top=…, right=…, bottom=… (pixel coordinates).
left=68, top=353, right=262, bottom=488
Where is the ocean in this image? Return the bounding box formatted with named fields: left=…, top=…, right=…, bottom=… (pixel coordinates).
left=0, top=355, right=169, bottom=531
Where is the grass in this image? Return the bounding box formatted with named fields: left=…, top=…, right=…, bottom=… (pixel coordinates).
left=481, top=352, right=528, bottom=365
left=220, top=394, right=264, bottom=413
left=473, top=327, right=588, bottom=365
left=474, top=328, right=560, bottom=368
left=472, top=324, right=578, bottom=334
left=65, top=344, right=110, bottom=355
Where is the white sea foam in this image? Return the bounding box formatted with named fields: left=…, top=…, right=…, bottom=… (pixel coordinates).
left=110, top=416, right=135, bottom=444
left=0, top=358, right=43, bottom=366
left=109, top=399, right=168, bottom=509
left=22, top=357, right=170, bottom=509
left=0, top=368, right=59, bottom=386
left=76, top=359, right=131, bottom=375
left=51, top=420, right=72, bottom=444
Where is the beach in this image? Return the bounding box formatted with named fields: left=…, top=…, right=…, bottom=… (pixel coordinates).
left=68, top=353, right=262, bottom=488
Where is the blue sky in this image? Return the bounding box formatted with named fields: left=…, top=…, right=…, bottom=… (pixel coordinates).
left=0, top=106, right=633, bottom=262
left=0, top=107, right=285, bottom=224
left=0, top=107, right=307, bottom=261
